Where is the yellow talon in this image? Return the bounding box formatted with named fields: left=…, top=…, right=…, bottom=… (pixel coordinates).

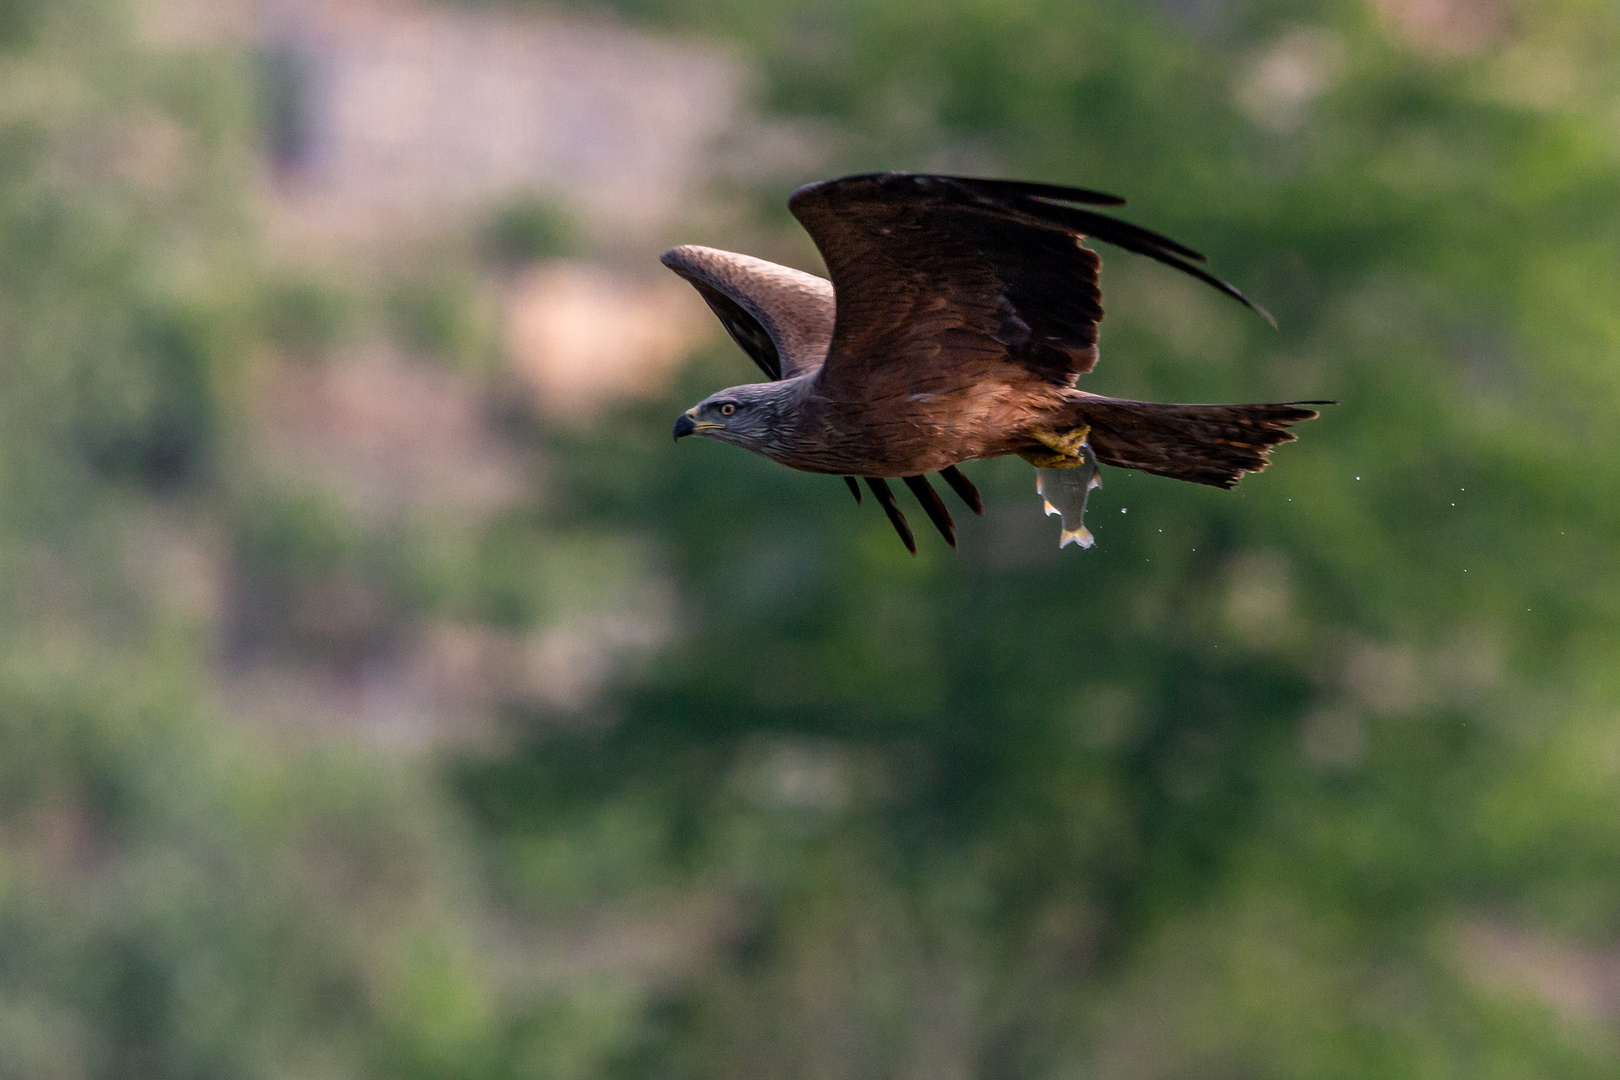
left=1017, top=424, right=1091, bottom=468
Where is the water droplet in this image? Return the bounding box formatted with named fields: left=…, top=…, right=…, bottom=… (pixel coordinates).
left=1356, top=476, right=1361, bottom=480
left=1120, top=508, right=1127, bottom=514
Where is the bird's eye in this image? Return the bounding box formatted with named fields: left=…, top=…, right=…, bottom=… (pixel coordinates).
left=719, top=402, right=736, bottom=416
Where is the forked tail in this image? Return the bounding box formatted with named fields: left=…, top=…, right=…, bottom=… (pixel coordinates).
left=1066, top=397, right=1327, bottom=488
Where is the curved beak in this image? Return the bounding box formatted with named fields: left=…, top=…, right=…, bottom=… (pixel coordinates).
left=675, top=408, right=727, bottom=441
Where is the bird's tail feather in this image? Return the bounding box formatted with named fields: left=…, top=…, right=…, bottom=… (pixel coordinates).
left=1065, top=397, right=1327, bottom=489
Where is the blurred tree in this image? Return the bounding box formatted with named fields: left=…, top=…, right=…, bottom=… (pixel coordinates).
left=5, top=0, right=1620, bottom=1076
left=0, top=3, right=641, bottom=1078
left=452, top=0, right=1620, bottom=1076
left=480, top=196, right=577, bottom=270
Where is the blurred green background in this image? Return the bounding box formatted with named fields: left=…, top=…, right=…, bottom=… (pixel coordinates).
left=4, top=0, right=1620, bottom=1076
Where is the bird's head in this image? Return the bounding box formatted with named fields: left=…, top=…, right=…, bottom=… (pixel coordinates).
left=672, top=383, right=785, bottom=452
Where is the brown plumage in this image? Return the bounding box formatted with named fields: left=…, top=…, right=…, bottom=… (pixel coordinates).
left=667, top=172, right=1325, bottom=551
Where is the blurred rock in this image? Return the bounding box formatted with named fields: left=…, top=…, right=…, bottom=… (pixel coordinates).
left=141, top=0, right=258, bottom=48
left=504, top=261, right=713, bottom=419
left=243, top=0, right=746, bottom=251
left=735, top=739, right=856, bottom=812
left=1458, top=921, right=1620, bottom=1027
left=1332, top=630, right=1501, bottom=717
left=1372, top=0, right=1512, bottom=56
left=121, top=509, right=227, bottom=628
left=405, top=600, right=679, bottom=722
left=1235, top=28, right=1345, bottom=133
left=1224, top=550, right=1296, bottom=652
left=254, top=350, right=524, bottom=519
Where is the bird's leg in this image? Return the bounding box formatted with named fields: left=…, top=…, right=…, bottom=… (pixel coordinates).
left=938, top=466, right=983, bottom=515
left=903, top=475, right=956, bottom=548
left=864, top=477, right=916, bottom=554
left=844, top=476, right=863, bottom=505
left=1017, top=424, right=1092, bottom=469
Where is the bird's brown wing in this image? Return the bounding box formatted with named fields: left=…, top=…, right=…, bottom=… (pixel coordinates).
left=661, top=245, right=835, bottom=381
left=787, top=173, right=1271, bottom=402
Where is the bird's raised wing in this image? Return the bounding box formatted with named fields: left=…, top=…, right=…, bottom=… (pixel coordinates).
left=787, top=173, right=1271, bottom=400
left=661, top=245, right=836, bottom=381
left=662, top=241, right=982, bottom=552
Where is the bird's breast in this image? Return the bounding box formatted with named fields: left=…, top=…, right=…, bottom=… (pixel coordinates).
left=760, top=386, right=1035, bottom=476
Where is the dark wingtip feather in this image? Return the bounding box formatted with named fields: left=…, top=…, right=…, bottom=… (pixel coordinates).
left=979, top=196, right=1281, bottom=326
left=903, top=475, right=957, bottom=548
left=929, top=174, right=1128, bottom=208
left=1250, top=296, right=1277, bottom=329
left=1033, top=202, right=1208, bottom=262
left=790, top=172, right=1128, bottom=212
left=938, top=466, right=983, bottom=515
left=1073, top=212, right=1274, bottom=325
left=844, top=475, right=863, bottom=505
left=865, top=477, right=916, bottom=554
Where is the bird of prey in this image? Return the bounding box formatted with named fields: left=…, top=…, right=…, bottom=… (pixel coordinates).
left=666, top=172, right=1323, bottom=551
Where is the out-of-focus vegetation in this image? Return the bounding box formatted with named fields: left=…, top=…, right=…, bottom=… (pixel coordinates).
left=6, top=0, right=1620, bottom=1076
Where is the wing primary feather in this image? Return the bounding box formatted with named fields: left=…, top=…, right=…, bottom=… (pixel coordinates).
left=864, top=478, right=916, bottom=554
left=928, top=174, right=1127, bottom=208
left=938, top=466, right=983, bottom=515
left=1021, top=203, right=1276, bottom=325
left=844, top=475, right=863, bottom=505
left=795, top=172, right=1127, bottom=210
left=1025, top=202, right=1209, bottom=262
left=943, top=177, right=1275, bottom=326
left=903, top=475, right=957, bottom=548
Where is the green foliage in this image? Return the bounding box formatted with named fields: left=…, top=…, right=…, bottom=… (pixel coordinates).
left=480, top=196, right=576, bottom=268
left=0, top=0, right=37, bottom=51
left=260, top=278, right=355, bottom=358
left=450, top=0, right=1620, bottom=1075
left=385, top=273, right=492, bottom=367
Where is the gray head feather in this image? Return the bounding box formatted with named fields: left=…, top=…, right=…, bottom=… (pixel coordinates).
left=677, top=381, right=798, bottom=455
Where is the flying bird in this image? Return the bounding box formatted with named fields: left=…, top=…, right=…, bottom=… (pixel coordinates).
left=666, top=172, right=1324, bottom=551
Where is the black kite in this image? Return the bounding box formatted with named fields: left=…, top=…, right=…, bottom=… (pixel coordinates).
left=667, top=172, right=1324, bottom=551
